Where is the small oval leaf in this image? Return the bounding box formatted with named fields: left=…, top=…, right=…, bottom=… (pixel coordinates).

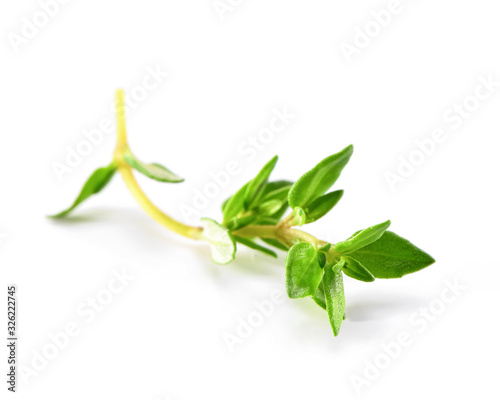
left=288, top=145, right=353, bottom=209
left=222, top=182, right=250, bottom=226
left=347, top=231, right=435, bottom=278
left=285, top=242, right=323, bottom=298
left=289, top=206, right=306, bottom=226
left=50, top=163, right=116, bottom=218
left=245, top=155, right=278, bottom=208
left=324, top=259, right=346, bottom=336
left=123, top=151, right=184, bottom=183
left=258, top=199, right=284, bottom=217
left=226, top=214, right=257, bottom=231
left=312, top=280, right=326, bottom=310
left=201, top=218, right=236, bottom=265
left=335, top=220, right=391, bottom=254
left=260, top=183, right=292, bottom=204
left=319, top=243, right=332, bottom=252
left=342, top=257, right=375, bottom=282
left=304, top=190, right=344, bottom=223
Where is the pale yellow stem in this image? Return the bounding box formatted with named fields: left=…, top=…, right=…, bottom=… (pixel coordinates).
left=119, top=166, right=202, bottom=239
left=232, top=224, right=330, bottom=250
left=114, top=89, right=202, bottom=240
left=115, top=89, right=128, bottom=145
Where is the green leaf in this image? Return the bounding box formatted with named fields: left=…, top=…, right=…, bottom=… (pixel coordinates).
left=289, top=207, right=306, bottom=226
left=221, top=196, right=231, bottom=213
left=222, top=159, right=281, bottom=226
left=265, top=202, right=289, bottom=222
left=312, top=280, right=326, bottom=310
left=342, top=256, right=375, bottom=282
left=261, top=238, right=289, bottom=251
left=225, top=214, right=257, bottom=231
left=324, top=259, right=346, bottom=336
left=332, top=257, right=345, bottom=273
left=245, top=155, right=278, bottom=208
left=319, top=243, right=332, bottom=252
left=50, top=163, right=117, bottom=218
left=288, top=145, right=353, bottom=209
left=253, top=216, right=281, bottom=226
left=222, top=182, right=249, bottom=226
left=234, top=236, right=277, bottom=258
left=222, top=179, right=291, bottom=226
left=260, top=184, right=292, bottom=204
left=335, top=220, right=391, bottom=254
left=257, top=199, right=284, bottom=217
left=304, top=190, right=344, bottom=223
left=317, top=252, right=327, bottom=268
left=200, top=218, right=236, bottom=265
left=260, top=180, right=293, bottom=196
left=245, top=180, right=292, bottom=210
left=348, top=231, right=435, bottom=279
left=285, top=243, right=324, bottom=298
left=123, top=151, right=183, bottom=183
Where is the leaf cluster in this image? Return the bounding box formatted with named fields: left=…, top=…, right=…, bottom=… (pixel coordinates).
left=52, top=141, right=435, bottom=337
left=214, top=145, right=434, bottom=335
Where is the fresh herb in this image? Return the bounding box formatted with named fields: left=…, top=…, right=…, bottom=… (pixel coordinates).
left=50, top=90, right=435, bottom=336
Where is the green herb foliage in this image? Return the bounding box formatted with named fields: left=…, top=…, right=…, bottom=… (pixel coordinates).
left=50, top=163, right=117, bottom=218
left=123, top=150, right=184, bottom=183
left=52, top=119, right=435, bottom=337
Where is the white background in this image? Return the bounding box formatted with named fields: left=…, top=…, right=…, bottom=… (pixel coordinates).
left=1, top=1, right=499, bottom=399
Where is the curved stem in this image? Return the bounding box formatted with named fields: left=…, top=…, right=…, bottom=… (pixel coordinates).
left=119, top=166, right=202, bottom=239
left=113, top=89, right=202, bottom=240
